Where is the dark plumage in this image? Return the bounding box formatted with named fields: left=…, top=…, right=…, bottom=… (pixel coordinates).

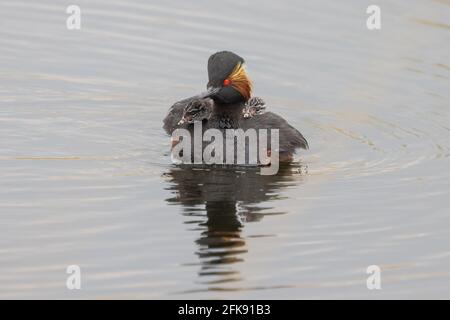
left=163, top=96, right=198, bottom=134
left=178, top=98, right=213, bottom=125
left=163, top=51, right=308, bottom=162
left=239, top=112, right=309, bottom=160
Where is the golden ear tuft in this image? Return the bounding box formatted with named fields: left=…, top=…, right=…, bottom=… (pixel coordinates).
left=229, top=63, right=252, bottom=101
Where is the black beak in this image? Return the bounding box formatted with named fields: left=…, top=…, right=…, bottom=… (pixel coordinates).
left=198, top=86, right=220, bottom=99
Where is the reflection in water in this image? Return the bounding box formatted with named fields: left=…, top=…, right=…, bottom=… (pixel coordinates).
left=164, top=164, right=305, bottom=289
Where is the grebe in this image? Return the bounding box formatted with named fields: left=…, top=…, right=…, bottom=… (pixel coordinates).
left=243, top=97, right=266, bottom=118
left=178, top=98, right=213, bottom=125
left=163, top=51, right=308, bottom=161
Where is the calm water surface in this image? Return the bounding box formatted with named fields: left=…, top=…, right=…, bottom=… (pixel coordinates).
left=0, top=0, right=449, bottom=299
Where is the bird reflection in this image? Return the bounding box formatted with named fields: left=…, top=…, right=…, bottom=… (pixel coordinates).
left=164, top=164, right=305, bottom=288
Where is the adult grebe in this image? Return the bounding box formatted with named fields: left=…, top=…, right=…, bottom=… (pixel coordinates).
left=163, top=51, right=308, bottom=162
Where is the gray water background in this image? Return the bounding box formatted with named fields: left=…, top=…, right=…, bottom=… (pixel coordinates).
left=0, top=0, right=449, bottom=299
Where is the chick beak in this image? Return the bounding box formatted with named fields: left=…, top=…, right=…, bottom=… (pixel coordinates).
left=178, top=114, right=193, bottom=125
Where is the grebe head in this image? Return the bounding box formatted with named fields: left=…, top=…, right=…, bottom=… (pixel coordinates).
left=243, top=96, right=266, bottom=118
left=178, top=99, right=212, bottom=125
left=199, top=51, right=252, bottom=104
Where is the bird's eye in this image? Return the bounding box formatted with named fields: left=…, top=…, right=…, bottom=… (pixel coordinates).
left=223, top=79, right=231, bottom=86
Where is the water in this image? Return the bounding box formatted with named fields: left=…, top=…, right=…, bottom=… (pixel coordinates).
left=0, top=0, right=449, bottom=299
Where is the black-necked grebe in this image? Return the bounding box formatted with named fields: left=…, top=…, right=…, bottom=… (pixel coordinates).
left=163, top=51, right=308, bottom=161
left=178, top=98, right=213, bottom=125
left=243, top=97, right=266, bottom=118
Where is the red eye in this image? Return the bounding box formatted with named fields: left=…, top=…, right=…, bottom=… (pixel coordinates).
left=223, top=79, right=231, bottom=86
